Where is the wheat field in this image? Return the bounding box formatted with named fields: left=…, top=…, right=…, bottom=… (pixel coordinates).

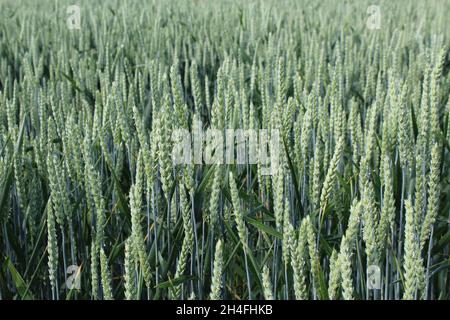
left=0, top=0, right=449, bottom=300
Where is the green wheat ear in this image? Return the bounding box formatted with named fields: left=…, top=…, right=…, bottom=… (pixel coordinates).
left=262, top=265, right=274, bottom=300
left=210, top=239, right=224, bottom=300
left=46, top=200, right=58, bottom=298
left=124, top=237, right=137, bottom=300
left=100, top=247, right=113, bottom=300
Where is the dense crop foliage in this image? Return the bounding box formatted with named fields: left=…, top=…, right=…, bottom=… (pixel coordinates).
left=0, top=0, right=449, bottom=300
